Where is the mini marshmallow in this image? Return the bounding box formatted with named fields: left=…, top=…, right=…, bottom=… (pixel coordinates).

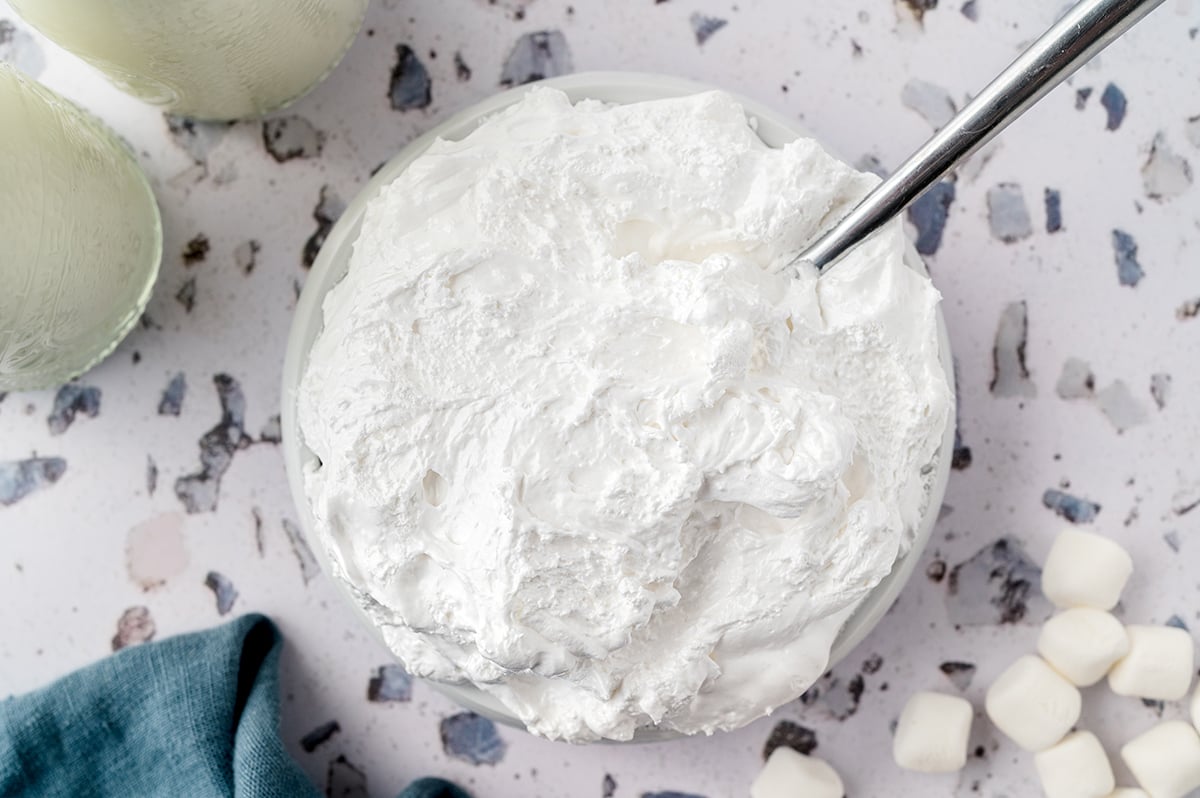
left=893, top=691, right=974, bottom=773
left=985, top=655, right=1081, bottom=751
left=1107, top=625, right=1195, bottom=701
left=751, top=747, right=844, bottom=798
left=1038, top=608, right=1130, bottom=686
left=1034, top=731, right=1115, bottom=798
left=1120, top=721, right=1200, bottom=798
left=1041, top=529, right=1133, bottom=610
left=1105, top=790, right=1150, bottom=798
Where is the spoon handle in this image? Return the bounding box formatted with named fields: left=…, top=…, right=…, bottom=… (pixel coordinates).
left=796, top=0, right=1165, bottom=273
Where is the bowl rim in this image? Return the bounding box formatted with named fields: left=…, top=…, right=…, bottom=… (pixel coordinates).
left=280, top=70, right=957, bottom=743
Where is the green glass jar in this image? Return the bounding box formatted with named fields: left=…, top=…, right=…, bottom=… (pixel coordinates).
left=0, top=63, right=162, bottom=391
left=9, top=0, right=369, bottom=121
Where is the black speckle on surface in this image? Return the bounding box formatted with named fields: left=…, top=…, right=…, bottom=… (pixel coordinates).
left=990, top=301, right=1035, bottom=398
left=1141, top=132, right=1193, bottom=201
left=111, top=606, right=155, bottom=651
left=259, top=415, right=282, bottom=444
left=1055, top=357, right=1095, bottom=400
left=301, top=720, right=341, bottom=753
left=907, top=180, right=955, bottom=255
left=1042, top=488, right=1101, bottom=524
left=689, top=13, right=728, bottom=45
left=939, top=661, right=977, bottom=691
left=235, top=240, right=261, bottom=275
left=1044, top=188, right=1063, bottom=233
left=1151, top=373, right=1172, bottom=409
left=174, top=374, right=252, bottom=514
left=898, top=0, right=938, bottom=23
left=283, top=519, right=320, bottom=584
left=500, top=31, right=573, bottom=87
left=926, top=558, right=948, bottom=583
left=947, top=537, right=1051, bottom=626
left=1164, top=531, right=1181, bottom=552
left=0, top=457, right=67, bottom=506
left=158, top=372, right=187, bottom=417
left=367, top=664, right=413, bottom=702
left=325, top=754, right=368, bottom=798
left=1100, top=83, right=1127, bottom=131
left=960, top=0, right=977, bottom=20
left=175, top=278, right=197, bottom=313
left=204, top=571, right=238, bottom=615
left=440, top=712, right=508, bottom=765
left=763, top=720, right=818, bottom=758
left=1178, top=297, right=1200, bottom=321
left=47, top=383, right=101, bottom=435
left=1075, top=87, right=1092, bottom=110
left=183, top=234, right=210, bottom=266
left=800, top=672, right=863, bottom=720
left=862, top=653, right=884, bottom=675
left=303, top=186, right=346, bottom=269
left=262, top=115, right=325, bottom=162
left=642, top=793, right=707, bottom=798
left=165, top=115, right=232, bottom=166
left=603, top=774, right=617, bottom=798
left=1142, top=698, right=1165, bottom=716
left=252, top=507, right=265, bottom=556
left=454, top=51, right=472, bottom=81
left=389, top=45, right=433, bottom=111
left=952, top=429, right=973, bottom=470
left=1112, top=229, right=1144, bottom=287
left=146, top=455, right=158, bottom=496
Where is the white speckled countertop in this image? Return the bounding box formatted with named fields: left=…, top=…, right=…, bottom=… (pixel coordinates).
left=2, top=1, right=1199, bottom=796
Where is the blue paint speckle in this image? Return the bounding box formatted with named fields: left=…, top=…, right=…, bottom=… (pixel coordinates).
left=907, top=180, right=956, bottom=255
left=1042, top=489, right=1101, bottom=524
left=0, top=457, right=67, bottom=506
left=1044, top=188, right=1063, bottom=233
left=158, top=372, right=187, bottom=416
left=389, top=45, right=432, bottom=111
left=440, top=712, right=507, bottom=765
left=689, top=13, right=727, bottom=45
left=1101, top=83, right=1127, bottom=131
left=203, top=571, right=238, bottom=615
left=47, top=383, right=101, bottom=435
left=1112, top=229, right=1144, bottom=287
left=1166, top=615, right=1189, bottom=631
left=642, top=793, right=708, bottom=798
left=174, top=374, right=252, bottom=514
left=499, top=31, right=573, bottom=87
left=367, top=664, right=412, bottom=702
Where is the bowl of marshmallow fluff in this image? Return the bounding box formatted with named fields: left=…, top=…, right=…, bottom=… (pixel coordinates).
left=281, top=72, right=955, bottom=743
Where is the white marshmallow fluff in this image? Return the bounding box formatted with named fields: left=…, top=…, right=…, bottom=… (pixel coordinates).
left=299, top=88, right=951, bottom=741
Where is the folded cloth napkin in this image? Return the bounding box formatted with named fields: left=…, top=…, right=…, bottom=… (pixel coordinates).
left=0, top=613, right=468, bottom=798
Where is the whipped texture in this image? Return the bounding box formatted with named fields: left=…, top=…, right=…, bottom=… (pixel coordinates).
left=298, top=88, right=951, bottom=742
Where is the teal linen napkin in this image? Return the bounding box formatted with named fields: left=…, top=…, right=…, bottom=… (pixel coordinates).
left=0, top=614, right=468, bottom=798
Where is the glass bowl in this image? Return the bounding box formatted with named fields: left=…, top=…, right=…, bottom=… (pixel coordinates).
left=281, top=71, right=956, bottom=743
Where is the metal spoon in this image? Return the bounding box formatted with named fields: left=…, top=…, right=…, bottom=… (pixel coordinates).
left=794, top=0, right=1165, bottom=274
